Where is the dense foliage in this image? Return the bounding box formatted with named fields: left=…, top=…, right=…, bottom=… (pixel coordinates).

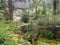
left=0, top=0, right=60, bottom=45
left=0, top=1, right=9, bottom=21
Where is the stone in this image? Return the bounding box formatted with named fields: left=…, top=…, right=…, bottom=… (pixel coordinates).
left=20, top=24, right=28, bottom=33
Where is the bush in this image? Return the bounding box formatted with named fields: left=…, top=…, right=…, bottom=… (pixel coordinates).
left=55, top=30, right=60, bottom=39
left=0, top=22, right=18, bottom=45
left=0, top=34, right=6, bottom=44
left=0, top=2, right=9, bottom=21
left=21, top=14, right=29, bottom=23
left=25, top=24, right=39, bottom=44
left=43, top=30, right=54, bottom=39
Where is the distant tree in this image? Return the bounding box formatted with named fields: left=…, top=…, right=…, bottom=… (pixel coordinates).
left=8, top=0, right=13, bottom=20
left=53, top=0, right=57, bottom=14
left=33, top=0, right=40, bottom=18
left=42, top=0, right=47, bottom=15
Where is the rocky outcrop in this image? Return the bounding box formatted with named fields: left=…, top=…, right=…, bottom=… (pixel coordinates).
left=13, top=9, right=24, bottom=22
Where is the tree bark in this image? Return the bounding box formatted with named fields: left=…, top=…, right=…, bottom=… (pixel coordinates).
left=8, top=0, right=13, bottom=20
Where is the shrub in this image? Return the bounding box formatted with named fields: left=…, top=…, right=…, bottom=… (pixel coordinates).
left=27, top=24, right=39, bottom=35
left=21, top=14, right=29, bottom=23
left=25, top=24, right=40, bottom=44
left=0, top=22, right=18, bottom=45
left=0, top=34, right=6, bottom=44
left=55, top=30, right=60, bottom=39
left=43, top=30, right=54, bottom=39
left=0, top=2, right=9, bottom=21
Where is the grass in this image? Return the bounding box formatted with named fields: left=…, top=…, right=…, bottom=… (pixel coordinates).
left=36, top=38, right=57, bottom=45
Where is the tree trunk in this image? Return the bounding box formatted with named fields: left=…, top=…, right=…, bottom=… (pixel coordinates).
left=8, top=0, right=13, bottom=20
left=36, top=5, right=37, bottom=18
left=53, top=0, right=57, bottom=14
left=53, top=0, right=57, bottom=27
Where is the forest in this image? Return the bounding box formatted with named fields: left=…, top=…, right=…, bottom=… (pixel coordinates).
left=0, top=0, right=60, bottom=45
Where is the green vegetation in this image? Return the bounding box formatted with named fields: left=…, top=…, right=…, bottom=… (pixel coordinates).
left=21, top=14, right=29, bottom=23
left=0, top=0, right=60, bottom=45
